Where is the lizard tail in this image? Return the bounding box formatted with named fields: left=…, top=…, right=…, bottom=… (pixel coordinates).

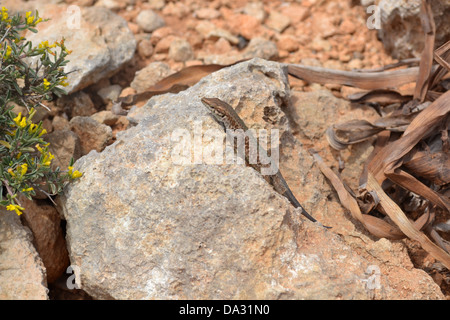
left=283, top=189, right=332, bottom=229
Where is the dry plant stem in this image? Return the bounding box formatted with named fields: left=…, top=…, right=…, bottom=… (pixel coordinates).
left=367, top=173, right=450, bottom=269
left=309, top=149, right=404, bottom=239
left=414, top=0, right=435, bottom=101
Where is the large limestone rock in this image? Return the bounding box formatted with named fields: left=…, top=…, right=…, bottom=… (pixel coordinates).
left=376, top=0, right=450, bottom=59
left=61, top=58, right=444, bottom=299
left=4, top=1, right=136, bottom=93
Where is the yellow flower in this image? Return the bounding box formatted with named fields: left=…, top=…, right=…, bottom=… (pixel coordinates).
left=42, top=151, right=54, bottom=166
left=13, top=112, right=22, bottom=127
left=38, top=40, right=48, bottom=49
left=38, top=128, right=47, bottom=137
left=6, top=203, right=25, bottom=215
left=1, top=6, right=10, bottom=22
left=43, top=78, right=51, bottom=90
left=38, top=40, right=56, bottom=50
left=4, top=45, right=11, bottom=59
left=35, top=143, right=43, bottom=153
left=72, top=170, right=83, bottom=179
left=19, top=163, right=27, bottom=177
left=22, top=187, right=34, bottom=192
left=68, top=166, right=83, bottom=179
left=19, top=116, right=27, bottom=128
left=7, top=168, right=15, bottom=177
left=28, top=123, right=37, bottom=133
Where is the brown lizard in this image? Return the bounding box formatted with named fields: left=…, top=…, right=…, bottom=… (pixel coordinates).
left=201, top=97, right=328, bottom=227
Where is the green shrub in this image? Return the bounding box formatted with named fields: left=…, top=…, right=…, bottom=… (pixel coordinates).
left=0, top=6, right=81, bottom=215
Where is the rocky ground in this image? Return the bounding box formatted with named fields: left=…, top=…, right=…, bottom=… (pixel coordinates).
left=0, top=0, right=449, bottom=299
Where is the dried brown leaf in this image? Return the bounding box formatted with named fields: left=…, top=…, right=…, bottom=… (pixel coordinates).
left=287, top=64, right=422, bottom=90
left=414, top=0, right=436, bottom=101
left=118, top=61, right=247, bottom=106
left=366, top=173, right=450, bottom=269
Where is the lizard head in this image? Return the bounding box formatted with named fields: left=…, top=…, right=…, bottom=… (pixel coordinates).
left=201, top=97, right=228, bottom=121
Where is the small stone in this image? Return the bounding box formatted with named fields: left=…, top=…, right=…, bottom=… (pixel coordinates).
left=265, top=11, right=291, bottom=33
left=91, top=110, right=120, bottom=126
left=196, top=8, right=221, bottom=20
left=57, top=91, right=96, bottom=118
left=127, top=22, right=140, bottom=34
left=150, top=26, right=174, bottom=45
left=148, top=0, right=165, bottom=10
left=310, top=36, right=332, bottom=52
left=130, top=62, right=173, bottom=93
left=347, top=58, right=363, bottom=70
left=280, top=4, right=310, bottom=24
left=138, top=39, right=154, bottom=58
left=195, top=21, right=239, bottom=44
left=277, top=34, right=300, bottom=52
left=154, top=35, right=179, bottom=53
left=161, top=2, right=190, bottom=18
left=243, top=37, right=279, bottom=60
left=339, top=19, right=357, bottom=35
left=95, top=0, right=126, bottom=11
left=97, top=84, right=122, bottom=104
left=119, top=87, right=136, bottom=99
left=242, top=2, right=266, bottom=22
left=52, top=115, right=70, bottom=131
left=46, top=130, right=83, bottom=170
left=168, top=39, right=194, bottom=62
left=195, top=20, right=216, bottom=37
left=135, top=10, right=165, bottom=33
left=230, top=14, right=261, bottom=40
left=214, top=37, right=232, bottom=53
left=300, top=58, right=322, bottom=67
left=207, top=28, right=239, bottom=45
left=69, top=116, right=113, bottom=155
left=339, top=52, right=352, bottom=62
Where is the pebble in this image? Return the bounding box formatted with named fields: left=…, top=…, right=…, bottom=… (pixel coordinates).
left=135, top=9, right=165, bottom=33
left=154, top=35, right=179, bottom=53
left=230, top=14, right=261, bottom=40
left=95, top=0, right=126, bottom=11
left=138, top=39, right=154, bottom=58
left=277, top=34, right=300, bottom=52
left=195, top=20, right=239, bottom=45
left=52, top=115, right=70, bottom=131
left=58, top=91, right=97, bottom=118
left=241, top=2, right=266, bottom=22
left=69, top=116, right=113, bottom=155
left=265, top=11, right=291, bottom=33
left=169, top=39, right=194, bottom=62
left=243, top=37, right=279, bottom=60
left=150, top=26, right=174, bottom=45
left=148, top=0, right=166, bottom=10
left=161, top=2, right=190, bottom=18
left=196, top=8, right=221, bottom=20
left=91, top=110, right=119, bottom=126
left=97, top=84, right=122, bottom=104
left=130, top=62, right=173, bottom=93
